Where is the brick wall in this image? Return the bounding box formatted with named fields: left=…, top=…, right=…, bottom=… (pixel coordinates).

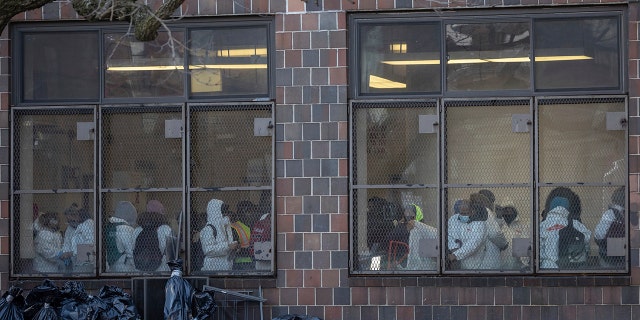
left=1, top=0, right=639, bottom=319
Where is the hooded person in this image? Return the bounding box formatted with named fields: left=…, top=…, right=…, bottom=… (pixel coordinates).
left=539, top=195, right=591, bottom=269
left=60, top=204, right=95, bottom=273
left=145, top=200, right=174, bottom=272
left=496, top=204, right=531, bottom=270
left=200, top=199, right=238, bottom=271
left=33, top=211, right=64, bottom=273
left=447, top=199, right=488, bottom=270
left=474, top=191, right=509, bottom=270
left=404, top=204, right=438, bottom=270
left=594, top=186, right=626, bottom=267
left=108, top=201, right=139, bottom=272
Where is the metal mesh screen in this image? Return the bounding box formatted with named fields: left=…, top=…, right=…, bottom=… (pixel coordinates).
left=537, top=97, right=626, bottom=184
left=352, top=187, right=439, bottom=273
left=351, top=101, right=438, bottom=186
left=101, top=192, right=182, bottom=274
left=189, top=190, right=272, bottom=274
left=101, top=106, right=183, bottom=189
left=538, top=185, right=627, bottom=272
left=189, top=104, right=273, bottom=188
left=12, top=108, right=96, bottom=276
left=444, top=99, right=531, bottom=185
left=444, top=187, right=532, bottom=273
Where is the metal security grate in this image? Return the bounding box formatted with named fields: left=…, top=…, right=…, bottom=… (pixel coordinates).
left=12, top=107, right=97, bottom=277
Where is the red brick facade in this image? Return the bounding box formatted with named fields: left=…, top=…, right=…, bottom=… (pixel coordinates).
left=1, top=0, right=639, bottom=319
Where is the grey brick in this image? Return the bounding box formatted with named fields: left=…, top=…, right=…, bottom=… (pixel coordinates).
left=303, top=122, right=321, bottom=140
left=321, top=159, right=339, bottom=176
left=331, top=140, right=348, bottom=158
left=334, top=287, right=351, bottom=305
left=284, top=86, right=302, bottom=104
left=276, top=68, right=292, bottom=86
left=304, top=195, right=320, bottom=213
left=396, top=0, right=412, bottom=8
left=321, top=122, right=339, bottom=140
left=313, top=213, right=329, bottom=232
left=320, top=196, right=339, bottom=213
left=292, top=32, right=310, bottom=50
left=319, top=12, right=337, bottom=30
left=306, top=0, right=322, bottom=11
left=302, top=49, right=320, bottom=67
left=312, top=104, right=330, bottom=122
left=313, top=250, right=331, bottom=270
left=294, top=214, right=311, bottom=232
left=294, top=177, right=311, bottom=195
left=292, top=68, right=310, bottom=86
left=451, top=306, right=468, bottom=320
left=330, top=104, right=348, bottom=121
left=284, top=122, right=302, bottom=140
left=275, top=160, right=285, bottom=177
left=303, top=159, right=321, bottom=176
left=294, top=141, right=311, bottom=159
left=285, top=159, right=303, bottom=177
left=311, top=31, right=329, bottom=49
left=513, top=287, right=531, bottom=305
left=276, top=51, right=285, bottom=69
left=331, top=177, right=347, bottom=196
left=295, top=251, right=313, bottom=269
left=1, top=165, right=8, bottom=183
left=338, top=85, right=348, bottom=103
left=311, top=69, right=329, bottom=86
left=302, top=85, right=320, bottom=104
left=42, top=2, right=58, bottom=20
left=622, top=286, right=639, bottom=304
left=294, top=104, right=311, bottom=122
left=313, top=177, right=331, bottom=195
left=329, top=30, right=347, bottom=49
left=276, top=105, right=293, bottom=123
left=320, top=85, right=338, bottom=103
left=322, top=233, right=339, bottom=250
left=343, top=306, right=362, bottom=320
left=331, top=250, right=348, bottom=269
left=312, top=140, right=330, bottom=158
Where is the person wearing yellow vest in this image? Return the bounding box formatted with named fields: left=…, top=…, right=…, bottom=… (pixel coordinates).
left=230, top=201, right=256, bottom=270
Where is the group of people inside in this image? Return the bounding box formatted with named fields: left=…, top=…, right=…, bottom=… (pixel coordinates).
left=367, top=185, right=627, bottom=271
left=33, top=203, right=95, bottom=274
left=194, top=197, right=272, bottom=272
left=31, top=196, right=273, bottom=274
left=32, top=199, right=175, bottom=274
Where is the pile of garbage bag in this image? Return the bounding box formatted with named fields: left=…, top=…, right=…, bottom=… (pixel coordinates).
left=0, top=279, right=141, bottom=320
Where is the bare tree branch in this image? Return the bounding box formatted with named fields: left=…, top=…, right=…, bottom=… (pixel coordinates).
left=0, top=0, right=56, bottom=35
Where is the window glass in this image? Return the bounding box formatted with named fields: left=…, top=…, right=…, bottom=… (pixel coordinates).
left=358, top=22, right=441, bottom=95
left=445, top=100, right=531, bottom=184
left=352, top=188, right=439, bottom=273
left=352, top=102, right=438, bottom=185
left=22, top=32, right=100, bottom=102
left=189, top=27, right=269, bottom=97
left=12, top=109, right=96, bottom=276
left=534, top=17, right=620, bottom=91
left=537, top=99, right=626, bottom=184
left=445, top=187, right=532, bottom=273
left=446, top=22, right=531, bottom=92
left=189, top=105, right=273, bottom=188
left=104, top=32, right=185, bottom=98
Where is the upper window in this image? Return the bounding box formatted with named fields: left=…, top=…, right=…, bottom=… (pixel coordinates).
left=351, top=11, right=623, bottom=98
left=349, top=9, right=628, bottom=276
left=13, top=19, right=274, bottom=105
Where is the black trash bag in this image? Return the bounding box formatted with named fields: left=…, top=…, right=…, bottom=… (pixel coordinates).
left=58, top=281, right=108, bottom=320
left=24, top=280, right=62, bottom=320
left=272, top=315, right=323, bottom=320
left=97, top=286, right=140, bottom=320
left=0, top=286, right=25, bottom=320
left=31, top=303, right=58, bottom=320
left=164, top=259, right=195, bottom=320
left=190, top=289, right=216, bottom=320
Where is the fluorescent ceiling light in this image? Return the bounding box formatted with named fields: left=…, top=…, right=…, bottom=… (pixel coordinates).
left=369, top=75, right=406, bottom=89
left=382, top=55, right=593, bottom=66
left=216, top=48, right=268, bottom=57
left=107, top=64, right=268, bottom=71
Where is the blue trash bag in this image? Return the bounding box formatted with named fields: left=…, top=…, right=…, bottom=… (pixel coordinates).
left=24, top=280, right=62, bottom=320
left=97, top=286, right=140, bottom=320
left=191, top=289, right=217, bottom=320
left=59, top=281, right=109, bottom=320
left=0, top=286, right=25, bottom=320
left=164, top=259, right=195, bottom=320
left=31, top=303, right=58, bottom=320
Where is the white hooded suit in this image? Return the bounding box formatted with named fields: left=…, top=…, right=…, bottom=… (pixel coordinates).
left=200, top=199, right=235, bottom=271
